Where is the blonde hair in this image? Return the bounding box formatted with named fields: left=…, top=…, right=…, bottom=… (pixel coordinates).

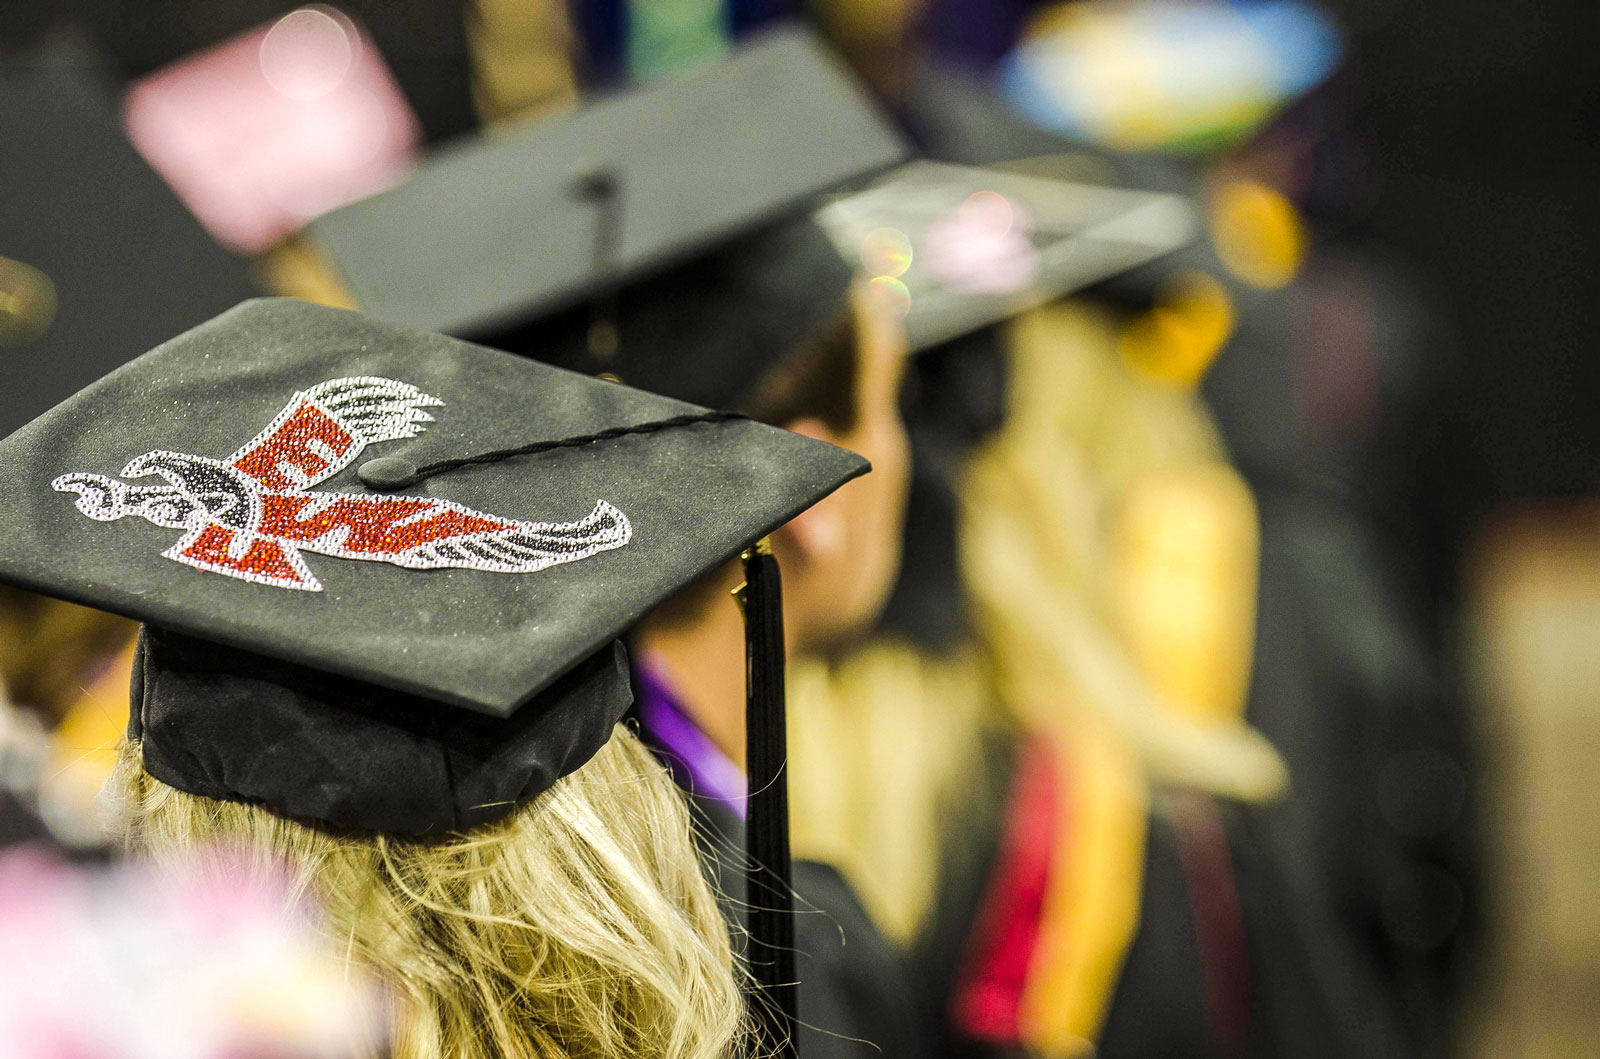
left=110, top=724, right=746, bottom=1059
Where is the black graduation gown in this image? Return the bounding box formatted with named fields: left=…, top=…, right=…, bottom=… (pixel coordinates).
left=912, top=726, right=1410, bottom=1059
left=1100, top=796, right=1411, bottom=1059
left=911, top=731, right=1219, bottom=1059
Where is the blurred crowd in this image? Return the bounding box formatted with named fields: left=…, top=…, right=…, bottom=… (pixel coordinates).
left=0, top=1, right=1593, bottom=1057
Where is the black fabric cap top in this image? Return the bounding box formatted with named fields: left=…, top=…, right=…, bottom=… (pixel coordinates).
left=0, top=298, right=867, bottom=832
left=814, top=160, right=1199, bottom=352
left=305, top=23, right=906, bottom=341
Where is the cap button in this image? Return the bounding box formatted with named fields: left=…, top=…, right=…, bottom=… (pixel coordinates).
left=358, top=456, right=419, bottom=492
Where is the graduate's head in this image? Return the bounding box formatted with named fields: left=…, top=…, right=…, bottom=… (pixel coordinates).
left=739, top=281, right=912, bottom=654
left=110, top=724, right=744, bottom=1059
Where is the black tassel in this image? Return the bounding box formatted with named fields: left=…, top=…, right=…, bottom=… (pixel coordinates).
left=742, top=540, right=798, bottom=1058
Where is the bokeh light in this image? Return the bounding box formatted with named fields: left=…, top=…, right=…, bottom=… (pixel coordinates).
left=958, top=190, right=1016, bottom=235
left=999, top=0, right=1341, bottom=152
left=259, top=6, right=360, bottom=102
left=859, top=226, right=913, bottom=278
left=920, top=190, right=1040, bottom=295
left=0, top=256, right=58, bottom=347
left=1208, top=178, right=1305, bottom=289
left=867, top=275, right=912, bottom=318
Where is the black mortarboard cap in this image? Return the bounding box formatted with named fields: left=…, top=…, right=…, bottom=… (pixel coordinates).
left=0, top=298, right=864, bottom=838
left=0, top=45, right=258, bottom=441
left=814, top=160, right=1199, bottom=353
left=305, top=23, right=905, bottom=341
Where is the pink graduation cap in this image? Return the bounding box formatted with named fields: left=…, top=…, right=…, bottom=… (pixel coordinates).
left=123, top=5, right=421, bottom=254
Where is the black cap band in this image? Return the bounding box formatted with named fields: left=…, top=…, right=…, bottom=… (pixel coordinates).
left=131, top=626, right=633, bottom=834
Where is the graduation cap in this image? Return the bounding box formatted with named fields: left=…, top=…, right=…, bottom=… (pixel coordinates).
left=303, top=23, right=908, bottom=409
left=0, top=44, right=259, bottom=442
left=814, top=160, right=1199, bottom=354
left=0, top=297, right=858, bottom=1054
left=496, top=161, right=1195, bottom=425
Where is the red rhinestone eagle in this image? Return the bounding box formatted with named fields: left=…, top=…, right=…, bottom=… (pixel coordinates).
left=51, top=377, right=633, bottom=591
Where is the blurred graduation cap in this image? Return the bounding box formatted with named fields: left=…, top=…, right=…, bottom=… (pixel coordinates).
left=306, top=23, right=906, bottom=341
left=507, top=157, right=1197, bottom=411
left=0, top=45, right=258, bottom=442
left=0, top=297, right=857, bottom=1053
left=121, top=5, right=422, bottom=254
left=814, top=160, right=1199, bottom=354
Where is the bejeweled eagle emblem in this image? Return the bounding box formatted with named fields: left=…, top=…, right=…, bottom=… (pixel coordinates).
left=52, top=377, right=632, bottom=591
